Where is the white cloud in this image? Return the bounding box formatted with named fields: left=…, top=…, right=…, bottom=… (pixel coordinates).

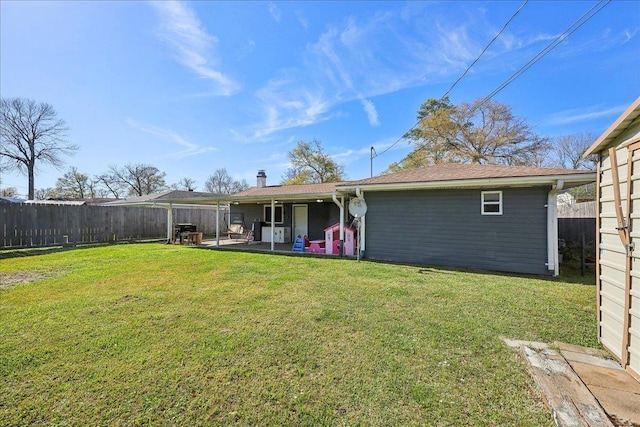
left=242, top=4, right=594, bottom=140
left=150, top=1, right=239, bottom=95
left=268, top=3, right=282, bottom=22
left=545, top=104, right=627, bottom=126
left=295, top=10, right=309, bottom=31
left=127, top=119, right=216, bottom=158
left=555, top=27, right=640, bottom=58
left=360, top=98, right=380, bottom=126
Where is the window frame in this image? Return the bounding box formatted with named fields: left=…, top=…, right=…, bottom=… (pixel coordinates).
left=481, top=191, right=503, bottom=215
left=263, top=204, right=284, bottom=224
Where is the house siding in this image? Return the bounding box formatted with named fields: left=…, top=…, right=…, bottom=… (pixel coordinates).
left=363, top=187, right=551, bottom=275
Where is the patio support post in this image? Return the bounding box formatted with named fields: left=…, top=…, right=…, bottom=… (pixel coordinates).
left=359, top=191, right=365, bottom=257
left=547, top=180, right=564, bottom=276
left=270, top=198, right=275, bottom=252
left=166, top=203, right=173, bottom=244
left=332, top=194, right=345, bottom=256
left=339, top=195, right=345, bottom=257
left=216, top=201, right=220, bottom=247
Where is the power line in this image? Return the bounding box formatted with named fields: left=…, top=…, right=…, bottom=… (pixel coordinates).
left=374, top=0, right=611, bottom=170
left=475, top=0, right=611, bottom=109
left=373, top=1, right=528, bottom=161
left=441, top=0, right=528, bottom=100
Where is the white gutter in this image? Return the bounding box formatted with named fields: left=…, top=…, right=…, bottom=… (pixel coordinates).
left=336, top=173, right=595, bottom=193
left=354, top=187, right=366, bottom=258
left=332, top=194, right=345, bottom=256
left=547, top=180, right=564, bottom=276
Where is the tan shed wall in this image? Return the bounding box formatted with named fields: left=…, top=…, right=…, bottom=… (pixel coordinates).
left=597, top=119, right=640, bottom=379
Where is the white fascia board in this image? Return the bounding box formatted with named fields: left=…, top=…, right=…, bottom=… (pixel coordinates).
left=102, top=201, right=225, bottom=210
left=336, top=173, right=596, bottom=193
left=226, top=192, right=337, bottom=203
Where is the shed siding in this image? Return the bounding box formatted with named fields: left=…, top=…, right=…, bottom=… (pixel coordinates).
left=364, top=187, right=550, bottom=275
left=596, top=117, right=640, bottom=378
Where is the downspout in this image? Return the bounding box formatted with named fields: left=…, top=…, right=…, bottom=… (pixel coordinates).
left=216, top=201, right=220, bottom=247
left=332, top=194, right=345, bottom=256
left=166, top=203, right=173, bottom=244
left=355, top=187, right=365, bottom=258
left=270, top=198, right=275, bottom=252
left=547, top=180, right=564, bottom=276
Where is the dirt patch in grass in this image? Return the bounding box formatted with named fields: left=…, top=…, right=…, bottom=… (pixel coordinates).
left=0, top=271, right=53, bottom=290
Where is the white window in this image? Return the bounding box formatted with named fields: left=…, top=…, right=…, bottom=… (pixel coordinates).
left=481, top=191, right=502, bottom=215
left=264, top=205, right=284, bottom=224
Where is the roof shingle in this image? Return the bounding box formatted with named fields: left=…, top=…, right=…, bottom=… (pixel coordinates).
left=346, top=163, right=593, bottom=186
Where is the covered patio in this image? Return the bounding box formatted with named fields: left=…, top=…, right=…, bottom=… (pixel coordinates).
left=105, top=182, right=360, bottom=258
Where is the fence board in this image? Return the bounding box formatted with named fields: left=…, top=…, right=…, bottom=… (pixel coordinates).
left=0, top=204, right=223, bottom=248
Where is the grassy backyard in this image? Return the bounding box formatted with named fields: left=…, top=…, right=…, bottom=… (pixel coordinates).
left=1, top=243, right=596, bottom=426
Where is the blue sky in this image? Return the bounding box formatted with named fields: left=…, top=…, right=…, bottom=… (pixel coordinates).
left=1, top=1, right=639, bottom=196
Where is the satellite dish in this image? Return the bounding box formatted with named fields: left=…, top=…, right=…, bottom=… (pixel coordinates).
left=349, top=197, right=368, bottom=218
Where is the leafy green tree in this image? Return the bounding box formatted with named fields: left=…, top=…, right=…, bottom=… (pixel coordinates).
left=0, top=97, right=78, bottom=199
left=282, top=139, right=345, bottom=184
left=391, top=97, right=549, bottom=171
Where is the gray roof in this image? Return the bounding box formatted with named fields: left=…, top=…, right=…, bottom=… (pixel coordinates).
left=228, top=163, right=595, bottom=202
left=231, top=182, right=344, bottom=200
left=0, top=196, right=25, bottom=203
left=344, top=163, right=594, bottom=186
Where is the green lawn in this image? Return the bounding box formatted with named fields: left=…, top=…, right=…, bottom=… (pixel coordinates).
left=0, top=244, right=596, bottom=426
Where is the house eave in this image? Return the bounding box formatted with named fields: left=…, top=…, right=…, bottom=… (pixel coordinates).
left=336, top=173, right=596, bottom=193
left=584, top=96, right=640, bottom=156
left=225, top=192, right=338, bottom=204
left=103, top=200, right=225, bottom=209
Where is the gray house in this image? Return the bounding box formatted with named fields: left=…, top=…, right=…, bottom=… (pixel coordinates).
left=228, top=164, right=595, bottom=276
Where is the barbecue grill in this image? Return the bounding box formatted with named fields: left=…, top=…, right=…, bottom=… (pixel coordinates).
left=174, top=223, right=196, bottom=244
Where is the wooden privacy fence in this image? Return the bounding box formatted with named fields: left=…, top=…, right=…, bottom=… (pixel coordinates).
left=1, top=204, right=222, bottom=248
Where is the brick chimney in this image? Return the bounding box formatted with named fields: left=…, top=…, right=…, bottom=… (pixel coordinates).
left=257, top=170, right=267, bottom=188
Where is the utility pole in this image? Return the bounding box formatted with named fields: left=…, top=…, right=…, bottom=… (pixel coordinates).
left=370, top=146, right=376, bottom=177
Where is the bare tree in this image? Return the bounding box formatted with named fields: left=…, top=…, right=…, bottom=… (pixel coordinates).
left=204, top=168, right=248, bottom=194
left=96, top=172, right=126, bottom=199
left=282, top=139, right=345, bottom=184
left=1, top=186, right=18, bottom=197
left=175, top=177, right=197, bottom=191
left=0, top=98, right=78, bottom=199
left=53, top=166, right=92, bottom=199
left=108, top=163, right=167, bottom=196
left=34, top=188, right=55, bottom=200
left=550, top=132, right=598, bottom=170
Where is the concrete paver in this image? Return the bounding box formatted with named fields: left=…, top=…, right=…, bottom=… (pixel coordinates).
left=557, top=343, right=640, bottom=427
left=505, top=339, right=640, bottom=427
